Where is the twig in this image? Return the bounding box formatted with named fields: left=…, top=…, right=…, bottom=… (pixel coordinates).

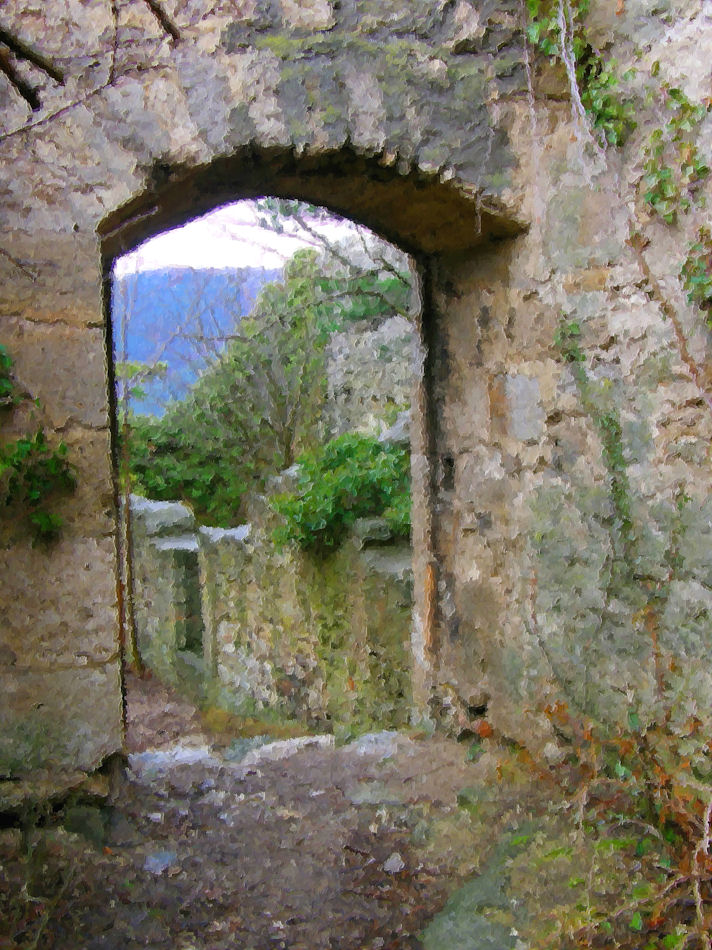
left=693, top=793, right=712, bottom=947
left=24, top=865, right=75, bottom=950
left=556, top=0, right=588, bottom=137
left=108, top=0, right=120, bottom=84
left=0, top=27, right=64, bottom=83
left=142, top=0, right=181, bottom=43
left=610, top=815, right=665, bottom=841
left=572, top=873, right=691, bottom=942
left=0, top=246, right=39, bottom=282
left=627, top=227, right=712, bottom=417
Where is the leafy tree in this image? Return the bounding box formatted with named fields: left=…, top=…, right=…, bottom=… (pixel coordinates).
left=127, top=250, right=343, bottom=523
left=122, top=200, right=414, bottom=527
left=254, top=198, right=413, bottom=325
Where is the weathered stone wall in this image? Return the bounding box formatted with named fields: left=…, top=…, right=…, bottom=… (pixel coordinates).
left=130, top=496, right=413, bottom=735
left=129, top=496, right=206, bottom=694
left=425, top=2, right=712, bottom=744
left=1, top=0, right=712, bottom=771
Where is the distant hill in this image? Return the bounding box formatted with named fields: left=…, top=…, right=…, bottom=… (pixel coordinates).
left=112, top=266, right=282, bottom=414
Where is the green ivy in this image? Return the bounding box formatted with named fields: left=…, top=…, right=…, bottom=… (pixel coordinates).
left=642, top=84, right=710, bottom=223
left=0, top=344, right=76, bottom=542
left=525, top=0, right=591, bottom=56
left=554, top=320, right=633, bottom=554
left=270, top=433, right=411, bottom=552
left=0, top=344, right=19, bottom=410
left=579, top=57, right=637, bottom=147
left=553, top=319, right=586, bottom=366
left=525, top=0, right=636, bottom=146
left=680, top=226, right=712, bottom=326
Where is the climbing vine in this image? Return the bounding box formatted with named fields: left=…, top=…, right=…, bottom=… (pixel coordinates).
left=0, top=344, right=75, bottom=541
left=681, top=227, right=712, bottom=328
left=554, top=320, right=633, bottom=554
left=526, top=0, right=712, bottom=386
left=642, top=82, right=710, bottom=224
left=525, top=0, right=636, bottom=146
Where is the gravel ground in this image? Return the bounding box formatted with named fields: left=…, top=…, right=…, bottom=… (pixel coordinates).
left=0, top=672, right=487, bottom=950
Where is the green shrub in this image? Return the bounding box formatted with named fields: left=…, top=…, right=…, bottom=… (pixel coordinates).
left=270, top=432, right=411, bottom=552
left=0, top=345, right=76, bottom=541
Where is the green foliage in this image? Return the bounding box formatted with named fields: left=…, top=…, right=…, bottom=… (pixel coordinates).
left=579, top=57, right=637, bottom=147
left=125, top=411, right=248, bottom=525
left=0, top=345, right=76, bottom=542
left=553, top=320, right=585, bottom=365
left=642, top=84, right=710, bottom=223
left=127, top=248, right=413, bottom=525
left=314, top=272, right=411, bottom=325
left=542, top=701, right=712, bottom=950
left=270, top=432, right=411, bottom=552
left=0, top=343, right=19, bottom=409
left=680, top=226, right=712, bottom=326
left=115, top=359, right=167, bottom=402
left=525, top=0, right=636, bottom=146
left=127, top=251, right=334, bottom=523
left=555, top=320, right=633, bottom=551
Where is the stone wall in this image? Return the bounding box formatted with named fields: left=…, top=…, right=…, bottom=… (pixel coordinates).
left=130, top=496, right=413, bottom=736
left=129, top=496, right=206, bottom=694
left=1, top=0, right=712, bottom=772
left=429, top=240, right=712, bottom=743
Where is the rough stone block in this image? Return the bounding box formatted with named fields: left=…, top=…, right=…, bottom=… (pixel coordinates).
left=0, top=233, right=103, bottom=328
left=130, top=496, right=196, bottom=536
left=58, top=426, right=116, bottom=538
left=457, top=447, right=510, bottom=511
left=1, top=319, right=109, bottom=429
left=505, top=374, right=545, bottom=443
left=279, top=0, right=335, bottom=30
left=0, top=665, right=122, bottom=775
left=0, top=537, right=119, bottom=669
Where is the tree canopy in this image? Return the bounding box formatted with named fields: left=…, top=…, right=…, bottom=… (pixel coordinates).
left=126, top=243, right=413, bottom=526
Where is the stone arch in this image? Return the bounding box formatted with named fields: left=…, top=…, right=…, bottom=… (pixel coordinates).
left=0, top=0, right=560, bottom=775
left=100, top=143, right=525, bottom=727
left=99, top=146, right=521, bottom=263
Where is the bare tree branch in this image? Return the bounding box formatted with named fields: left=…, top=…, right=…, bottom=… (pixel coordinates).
left=142, top=0, right=181, bottom=43
left=108, top=0, right=120, bottom=84
left=0, top=246, right=39, bottom=282
left=0, top=47, right=40, bottom=110
left=0, top=27, right=64, bottom=84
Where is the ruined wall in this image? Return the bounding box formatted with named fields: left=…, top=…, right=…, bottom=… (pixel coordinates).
left=130, top=496, right=413, bottom=736
left=426, top=4, right=712, bottom=745
left=129, top=496, right=205, bottom=693
left=0, top=0, right=528, bottom=774
left=1, top=0, right=711, bottom=772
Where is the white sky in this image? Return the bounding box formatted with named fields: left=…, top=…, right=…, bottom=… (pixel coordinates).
left=114, top=200, right=358, bottom=275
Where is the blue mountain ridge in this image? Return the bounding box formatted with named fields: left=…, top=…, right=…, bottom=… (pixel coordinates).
left=112, top=266, right=282, bottom=415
